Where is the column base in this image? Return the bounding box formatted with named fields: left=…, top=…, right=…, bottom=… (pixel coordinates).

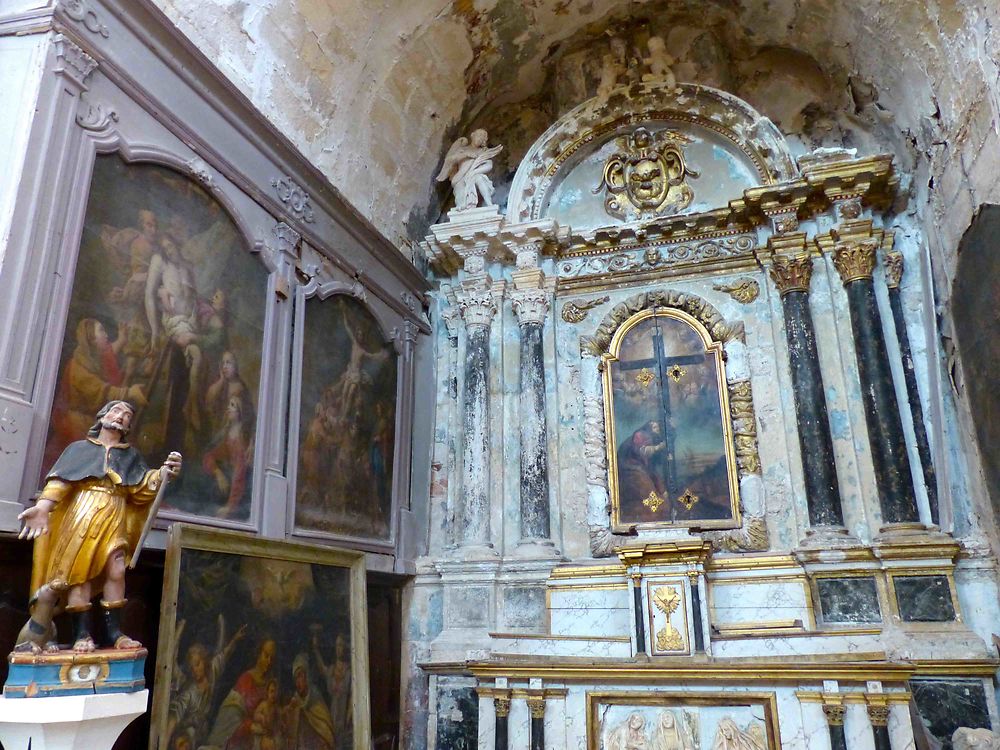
left=796, top=525, right=863, bottom=550
left=874, top=522, right=952, bottom=545
left=450, top=543, right=501, bottom=561
left=0, top=689, right=147, bottom=750
left=512, top=539, right=562, bottom=560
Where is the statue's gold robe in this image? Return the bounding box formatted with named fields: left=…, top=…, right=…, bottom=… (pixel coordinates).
left=31, top=439, right=161, bottom=593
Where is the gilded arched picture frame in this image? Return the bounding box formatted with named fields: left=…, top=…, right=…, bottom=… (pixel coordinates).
left=602, top=307, right=740, bottom=530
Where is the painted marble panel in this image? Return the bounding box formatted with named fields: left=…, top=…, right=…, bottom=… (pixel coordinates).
left=816, top=577, right=881, bottom=624
left=296, top=295, right=397, bottom=541
left=606, top=312, right=737, bottom=528
left=436, top=685, right=479, bottom=750
left=590, top=692, right=778, bottom=750
left=44, top=155, right=267, bottom=522
left=893, top=575, right=957, bottom=622
left=910, top=679, right=992, bottom=750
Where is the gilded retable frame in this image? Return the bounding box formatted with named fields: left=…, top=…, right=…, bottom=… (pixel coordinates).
left=602, top=307, right=741, bottom=531
left=151, top=523, right=371, bottom=750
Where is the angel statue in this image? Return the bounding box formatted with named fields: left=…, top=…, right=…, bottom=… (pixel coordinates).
left=436, top=129, right=503, bottom=211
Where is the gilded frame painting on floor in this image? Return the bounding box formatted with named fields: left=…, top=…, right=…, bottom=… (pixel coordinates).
left=588, top=691, right=780, bottom=750
left=602, top=307, right=741, bottom=531
left=151, top=524, right=371, bottom=750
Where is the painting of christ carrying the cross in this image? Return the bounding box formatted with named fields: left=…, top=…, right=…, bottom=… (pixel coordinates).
left=43, top=155, right=268, bottom=524
left=603, top=308, right=740, bottom=530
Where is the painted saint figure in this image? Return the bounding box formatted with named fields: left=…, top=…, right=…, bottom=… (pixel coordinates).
left=204, top=638, right=277, bottom=750
left=617, top=419, right=672, bottom=507
left=283, top=653, right=335, bottom=750
left=436, top=129, right=503, bottom=210
left=16, top=400, right=181, bottom=652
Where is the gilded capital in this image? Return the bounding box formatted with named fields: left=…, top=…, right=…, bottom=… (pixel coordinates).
left=832, top=240, right=878, bottom=284
left=527, top=697, right=546, bottom=719
left=822, top=704, right=846, bottom=726
left=867, top=704, right=890, bottom=727
left=769, top=254, right=814, bottom=296
left=494, top=697, right=511, bottom=718
left=883, top=250, right=904, bottom=289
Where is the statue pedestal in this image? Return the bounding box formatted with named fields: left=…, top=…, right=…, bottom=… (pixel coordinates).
left=0, top=689, right=147, bottom=750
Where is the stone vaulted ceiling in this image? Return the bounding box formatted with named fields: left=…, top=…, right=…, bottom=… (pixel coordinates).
left=152, top=0, right=998, bottom=268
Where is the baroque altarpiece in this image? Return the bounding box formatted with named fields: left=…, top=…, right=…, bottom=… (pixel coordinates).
left=414, top=71, right=1000, bottom=750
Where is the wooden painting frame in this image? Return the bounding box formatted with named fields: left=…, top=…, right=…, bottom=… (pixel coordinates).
left=602, top=306, right=741, bottom=531
left=587, top=690, right=781, bottom=750
left=151, top=523, right=371, bottom=750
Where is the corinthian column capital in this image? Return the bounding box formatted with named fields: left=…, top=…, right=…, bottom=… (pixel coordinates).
left=769, top=254, right=814, bottom=296
left=883, top=250, right=904, bottom=289
left=510, top=286, right=551, bottom=326
left=832, top=239, right=878, bottom=284
left=457, top=285, right=500, bottom=331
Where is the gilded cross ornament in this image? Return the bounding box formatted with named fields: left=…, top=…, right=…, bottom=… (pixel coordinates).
left=636, top=368, right=656, bottom=387
left=833, top=240, right=878, bottom=284
left=712, top=278, right=760, bottom=304
left=769, top=254, right=814, bottom=296
left=594, top=126, right=699, bottom=221
left=668, top=364, right=686, bottom=382
left=883, top=250, right=904, bottom=289
left=643, top=491, right=665, bottom=513
left=676, top=489, right=700, bottom=510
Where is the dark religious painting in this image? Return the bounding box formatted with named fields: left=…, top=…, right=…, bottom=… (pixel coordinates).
left=604, top=309, right=739, bottom=529
left=910, top=679, right=992, bottom=750
left=152, top=525, right=370, bottom=750
left=296, top=295, right=398, bottom=541
left=43, top=155, right=268, bottom=522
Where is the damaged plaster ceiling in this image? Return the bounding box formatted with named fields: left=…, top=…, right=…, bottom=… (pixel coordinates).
left=152, top=0, right=997, bottom=245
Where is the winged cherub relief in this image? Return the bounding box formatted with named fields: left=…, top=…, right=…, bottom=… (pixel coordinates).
left=436, top=128, right=504, bottom=211
left=594, top=126, right=699, bottom=222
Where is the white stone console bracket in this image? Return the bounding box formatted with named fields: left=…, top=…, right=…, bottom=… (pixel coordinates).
left=0, top=688, right=147, bottom=750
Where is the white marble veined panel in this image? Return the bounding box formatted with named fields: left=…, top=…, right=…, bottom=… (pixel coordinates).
left=709, top=578, right=810, bottom=626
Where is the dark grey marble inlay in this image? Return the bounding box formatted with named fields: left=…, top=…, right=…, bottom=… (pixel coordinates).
left=817, top=577, right=881, bottom=624
left=502, top=586, right=546, bottom=629
left=436, top=685, right=479, bottom=750
left=894, top=575, right=956, bottom=622
left=910, top=679, right=992, bottom=750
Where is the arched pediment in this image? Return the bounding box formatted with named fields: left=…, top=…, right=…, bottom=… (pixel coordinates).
left=506, top=82, right=796, bottom=229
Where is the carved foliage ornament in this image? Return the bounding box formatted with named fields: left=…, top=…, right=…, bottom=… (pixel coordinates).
left=271, top=176, right=315, bottom=223
left=562, top=296, right=610, bottom=324
left=594, top=127, right=699, bottom=221
left=62, top=0, right=110, bottom=38
left=76, top=95, right=118, bottom=132
left=883, top=250, right=904, bottom=289
left=585, top=290, right=733, bottom=356
left=713, top=278, right=760, bottom=304
left=769, top=254, right=814, bottom=296
left=833, top=240, right=878, bottom=284
left=729, top=379, right=761, bottom=477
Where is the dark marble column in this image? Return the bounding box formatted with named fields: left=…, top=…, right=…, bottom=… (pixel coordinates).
left=458, top=285, right=499, bottom=549
left=632, top=575, right=646, bottom=654
left=823, top=704, right=848, bottom=750
left=868, top=703, right=891, bottom=750
left=688, top=573, right=705, bottom=652
left=528, top=697, right=545, bottom=750
left=833, top=241, right=920, bottom=525
left=511, top=286, right=553, bottom=543
left=884, top=251, right=939, bottom=524
left=494, top=695, right=510, bottom=750
left=769, top=253, right=846, bottom=528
